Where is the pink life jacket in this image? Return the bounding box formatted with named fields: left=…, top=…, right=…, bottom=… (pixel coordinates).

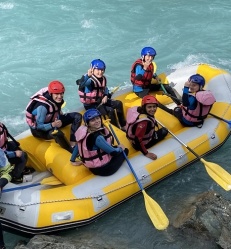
left=78, top=75, right=107, bottom=104
left=75, top=125, right=113, bottom=168
left=126, top=106, right=156, bottom=145
left=130, top=59, right=154, bottom=87
left=182, top=90, right=216, bottom=123
left=25, top=87, right=59, bottom=128
left=0, top=122, right=8, bottom=150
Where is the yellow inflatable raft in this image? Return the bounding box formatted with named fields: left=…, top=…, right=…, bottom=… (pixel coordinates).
left=1, top=63, right=231, bottom=234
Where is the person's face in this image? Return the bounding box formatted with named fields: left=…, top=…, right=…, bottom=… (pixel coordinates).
left=88, top=116, right=102, bottom=130
left=189, top=82, right=200, bottom=93
left=93, top=68, right=104, bottom=78
left=52, top=92, right=64, bottom=103
left=145, top=103, right=158, bottom=116
left=144, top=54, right=154, bottom=62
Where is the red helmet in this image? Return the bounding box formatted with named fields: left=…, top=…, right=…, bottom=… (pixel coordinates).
left=141, top=95, right=158, bottom=106
left=48, top=81, right=65, bottom=94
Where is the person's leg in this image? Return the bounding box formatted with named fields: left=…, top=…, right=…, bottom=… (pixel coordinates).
left=59, top=112, right=82, bottom=146
left=30, top=128, right=52, bottom=140
left=145, top=128, right=168, bottom=149
left=9, top=151, right=27, bottom=179
left=90, top=148, right=128, bottom=176
left=110, top=100, right=126, bottom=128
left=163, top=84, right=182, bottom=105
left=135, top=89, right=149, bottom=98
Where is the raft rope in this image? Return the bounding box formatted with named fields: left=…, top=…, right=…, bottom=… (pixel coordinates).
left=0, top=130, right=218, bottom=208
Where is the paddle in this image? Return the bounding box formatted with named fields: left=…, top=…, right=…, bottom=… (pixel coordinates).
left=156, top=120, right=231, bottom=191
left=2, top=176, right=62, bottom=193
left=108, top=123, right=169, bottom=230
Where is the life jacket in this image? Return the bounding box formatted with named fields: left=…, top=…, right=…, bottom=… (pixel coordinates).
left=25, top=87, right=59, bottom=128
left=78, top=75, right=107, bottom=104
left=76, top=125, right=113, bottom=168
left=0, top=122, right=8, bottom=150
left=182, top=90, right=216, bottom=123
left=130, top=59, right=154, bottom=88
left=126, top=106, right=156, bottom=145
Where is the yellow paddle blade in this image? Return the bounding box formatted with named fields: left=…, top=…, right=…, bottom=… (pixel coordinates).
left=41, top=176, right=63, bottom=185
left=111, top=85, right=120, bottom=94
left=200, top=159, right=231, bottom=191
left=142, top=190, right=169, bottom=230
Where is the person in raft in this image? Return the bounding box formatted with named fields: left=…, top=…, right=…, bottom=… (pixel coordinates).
left=70, top=109, right=129, bottom=176
left=25, top=80, right=82, bottom=152
left=0, top=148, right=13, bottom=249
left=76, top=59, right=126, bottom=130
left=161, top=74, right=216, bottom=127
left=0, top=122, right=30, bottom=184
left=126, top=95, right=168, bottom=160
left=131, top=46, right=181, bottom=105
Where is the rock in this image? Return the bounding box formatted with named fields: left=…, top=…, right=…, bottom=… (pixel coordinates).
left=14, top=234, right=117, bottom=249
left=173, top=191, right=231, bottom=249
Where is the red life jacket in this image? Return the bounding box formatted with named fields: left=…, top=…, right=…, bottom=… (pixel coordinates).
left=0, top=122, right=8, bottom=150
left=78, top=75, right=107, bottom=104
left=130, top=59, right=154, bottom=87
left=25, top=87, right=59, bottom=128
left=76, top=125, right=113, bottom=168
left=126, top=106, right=156, bottom=145
left=182, top=90, right=216, bottom=123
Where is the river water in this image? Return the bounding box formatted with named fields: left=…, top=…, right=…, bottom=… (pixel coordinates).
left=1, top=0, right=231, bottom=248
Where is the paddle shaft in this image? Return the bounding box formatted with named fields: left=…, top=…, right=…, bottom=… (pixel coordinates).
left=159, top=122, right=201, bottom=159
left=108, top=124, right=143, bottom=190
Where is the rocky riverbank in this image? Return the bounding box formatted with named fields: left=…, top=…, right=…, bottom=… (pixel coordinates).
left=13, top=191, right=231, bottom=249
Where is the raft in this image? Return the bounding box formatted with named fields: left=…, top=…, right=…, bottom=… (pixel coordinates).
left=1, top=63, right=231, bottom=235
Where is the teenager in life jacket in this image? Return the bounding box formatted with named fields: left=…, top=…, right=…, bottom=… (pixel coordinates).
left=25, top=81, right=82, bottom=152
left=70, top=109, right=129, bottom=176
left=126, top=95, right=168, bottom=160
left=162, top=74, right=216, bottom=127
left=0, top=122, right=29, bottom=184
left=76, top=59, right=126, bottom=130
left=131, top=47, right=181, bottom=105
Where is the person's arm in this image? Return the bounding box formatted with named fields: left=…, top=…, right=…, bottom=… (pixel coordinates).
left=70, top=145, right=82, bottom=166
left=4, top=150, right=16, bottom=159
left=134, top=121, right=149, bottom=155
left=134, top=64, right=146, bottom=81
left=182, top=87, right=197, bottom=109
left=34, top=105, right=54, bottom=131
left=95, top=135, right=123, bottom=156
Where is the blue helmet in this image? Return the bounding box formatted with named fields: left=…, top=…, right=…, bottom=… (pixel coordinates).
left=141, top=47, right=157, bottom=57
left=83, top=109, right=101, bottom=124
left=90, top=59, right=106, bottom=70
left=189, top=74, right=205, bottom=87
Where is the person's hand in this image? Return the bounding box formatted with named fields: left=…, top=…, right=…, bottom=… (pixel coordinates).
left=118, top=144, right=125, bottom=151
left=101, top=95, right=108, bottom=104
left=142, top=60, right=151, bottom=70
left=87, top=67, right=94, bottom=77
left=184, top=80, right=190, bottom=87
left=71, top=160, right=82, bottom=166
left=15, top=150, right=23, bottom=157
left=145, top=152, right=157, bottom=160
left=52, top=118, right=62, bottom=128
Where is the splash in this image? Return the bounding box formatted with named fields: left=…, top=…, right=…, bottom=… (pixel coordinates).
left=0, top=2, right=14, bottom=9
left=81, top=19, right=95, bottom=29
